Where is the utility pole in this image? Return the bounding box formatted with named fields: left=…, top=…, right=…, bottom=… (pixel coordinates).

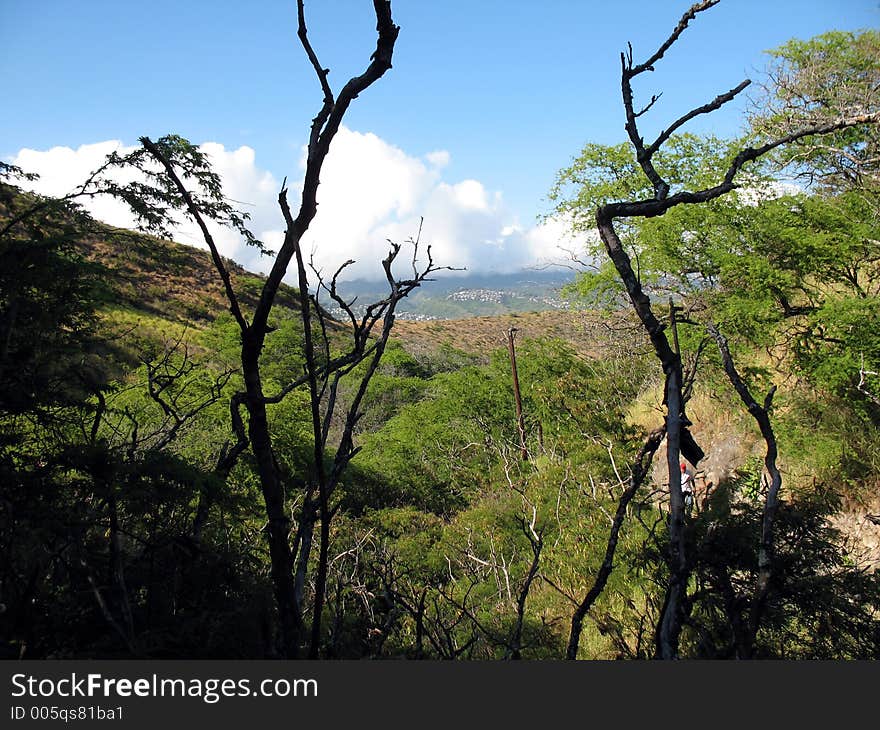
left=506, top=327, right=528, bottom=461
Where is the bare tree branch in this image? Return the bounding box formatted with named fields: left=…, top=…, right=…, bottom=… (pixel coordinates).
left=857, top=353, right=880, bottom=408
left=628, top=0, right=720, bottom=77
left=567, top=426, right=665, bottom=659
left=707, top=322, right=782, bottom=657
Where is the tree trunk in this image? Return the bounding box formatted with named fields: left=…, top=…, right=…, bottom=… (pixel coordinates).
left=596, top=211, right=690, bottom=659
left=242, top=338, right=300, bottom=658
left=656, top=365, right=687, bottom=659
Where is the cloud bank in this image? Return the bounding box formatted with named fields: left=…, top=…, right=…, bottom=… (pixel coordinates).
left=10, top=128, right=578, bottom=281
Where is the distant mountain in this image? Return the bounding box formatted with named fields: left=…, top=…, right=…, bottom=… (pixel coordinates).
left=331, top=269, right=576, bottom=320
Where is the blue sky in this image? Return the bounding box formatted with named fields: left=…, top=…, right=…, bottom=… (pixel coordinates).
left=2, top=0, right=877, bottom=278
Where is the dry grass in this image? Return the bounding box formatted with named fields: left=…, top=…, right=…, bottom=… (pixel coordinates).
left=80, top=228, right=282, bottom=326
left=390, top=309, right=612, bottom=361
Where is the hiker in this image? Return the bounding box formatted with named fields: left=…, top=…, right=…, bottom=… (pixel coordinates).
left=680, top=462, right=694, bottom=513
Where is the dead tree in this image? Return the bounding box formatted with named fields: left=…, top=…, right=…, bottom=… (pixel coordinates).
left=136, top=0, right=424, bottom=658
left=500, top=458, right=545, bottom=659
left=594, top=0, right=878, bottom=658
left=298, top=229, right=451, bottom=658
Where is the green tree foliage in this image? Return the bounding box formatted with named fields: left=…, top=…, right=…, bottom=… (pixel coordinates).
left=679, top=471, right=879, bottom=658
left=3, top=15, right=880, bottom=661
left=0, top=177, right=279, bottom=658
left=546, top=16, right=880, bottom=659
left=0, top=180, right=107, bottom=415
left=750, top=30, right=880, bottom=192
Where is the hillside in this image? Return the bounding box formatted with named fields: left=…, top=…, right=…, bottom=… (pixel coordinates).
left=3, top=0, right=880, bottom=665
left=0, top=184, right=858, bottom=492
left=79, top=225, right=306, bottom=331
left=2, top=184, right=873, bottom=506
left=75, top=221, right=620, bottom=376
left=2, top=183, right=879, bottom=661
left=1, top=187, right=587, bottom=356
left=391, top=309, right=599, bottom=360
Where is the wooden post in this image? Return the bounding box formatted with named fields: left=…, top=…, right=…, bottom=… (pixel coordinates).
left=507, top=327, right=528, bottom=461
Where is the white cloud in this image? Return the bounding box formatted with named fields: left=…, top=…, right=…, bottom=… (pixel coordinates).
left=9, top=139, right=282, bottom=268
left=12, top=140, right=143, bottom=230
left=425, top=150, right=450, bottom=169
left=9, top=128, right=584, bottom=282
left=299, top=127, right=584, bottom=280
left=735, top=180, right=804, bottom=206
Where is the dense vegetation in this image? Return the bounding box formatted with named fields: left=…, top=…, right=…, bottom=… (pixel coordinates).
left=1, top=6, right=878, bottom=659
